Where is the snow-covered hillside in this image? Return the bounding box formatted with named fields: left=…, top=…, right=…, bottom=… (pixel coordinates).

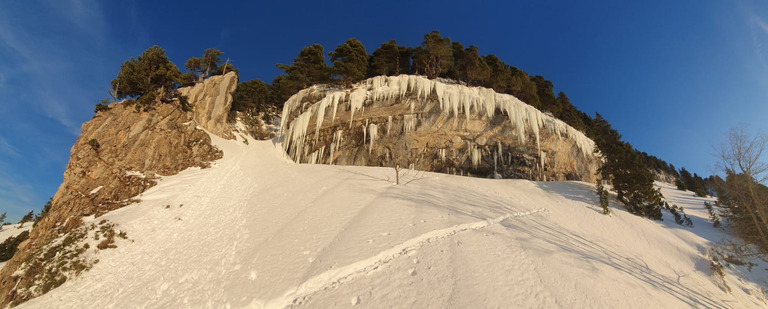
left=17, top=133, right=767, bottom=308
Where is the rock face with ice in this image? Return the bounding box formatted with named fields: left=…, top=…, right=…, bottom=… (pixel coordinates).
left=0, top=75, right=235, bottom=307
left=280, top=75, right=600, bottom=181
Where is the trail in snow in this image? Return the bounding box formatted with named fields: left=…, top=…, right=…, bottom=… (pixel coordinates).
left=16, top=135, right=768, bottom=309
left=257, top=209, right=550, bottom=309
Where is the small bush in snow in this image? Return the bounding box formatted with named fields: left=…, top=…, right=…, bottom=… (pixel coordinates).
left=596, top=182, right=610, bottom=215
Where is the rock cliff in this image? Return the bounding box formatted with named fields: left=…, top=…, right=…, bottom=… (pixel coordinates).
left=280, top=75, right=600, bottom=182
left=0, top=73, right=237, bottom=307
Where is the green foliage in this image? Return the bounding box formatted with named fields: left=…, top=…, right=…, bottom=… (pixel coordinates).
left=704, top=201, right=721, bottom=228
left=185, top=48, right=223, bottom=82
left=369, top=40, right=402, bottom=77
left=0, top=230, right=29, bottom=262
left=273, top=44, right=330, bottom=105
left=415, top=31, right=452, bottom=78
left=678, top=168, right=708, bottom=197
left=212, top=62, right=238, bottom=76
left=276, top=44, right=330, bottom=88
left=33, top=198, right=52, bottom=227
left=19, top=211, right=34, bottom=226
left=664, top=202, right=693, bottom=227
left=178, top=72, right=196, bottom=87
left=178, top=95, right=193, bottom=112
left=232, top=79, right=276, bottom=122
left=94, top=98, right=110, bottom=114
left=463, top=46, right=490, bottom=86
left=0, top=212, right=6, bottom=226
left=591, top=113, right=662, bottom=219
left=484, top=54, right=512, bottom=93
left=110, top=46, right=184, bottom=110
left=507, top=67, right=541, bottom=108
left=88, top=139, right=100, bottom=152
left=329, top=38, right=368, bottom=86
left=531, top=75, right=559, bottom=115
left=111, top=46, right=181, bottom=98
left=596, top=182, right=611, bottom=215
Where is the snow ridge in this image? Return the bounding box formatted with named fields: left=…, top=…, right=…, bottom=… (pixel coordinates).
left=254, top=208, right=550, bottom=309
left=279, top=75, right=596, bottom=165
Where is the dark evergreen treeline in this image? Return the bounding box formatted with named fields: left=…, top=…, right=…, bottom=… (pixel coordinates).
left=238, top=31, right=589, bottom=136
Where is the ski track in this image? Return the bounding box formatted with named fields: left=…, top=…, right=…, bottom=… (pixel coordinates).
left=253, top=208, right=550, bottom=309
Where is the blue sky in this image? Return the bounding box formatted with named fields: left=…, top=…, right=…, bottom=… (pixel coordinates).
left=1, top=0, right=767, bottom=222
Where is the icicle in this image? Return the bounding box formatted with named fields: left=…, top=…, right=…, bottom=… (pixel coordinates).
left=469, top=143, right=481, bottom=168
left=387, top=116, right=392, bottom=135
left=368, top=123, right=378, bottom=154
left=438, top=149, right=446, bottom=162
left=348, top=87, right=367, bottom=128
left=403, top=114, right=416, bottom=134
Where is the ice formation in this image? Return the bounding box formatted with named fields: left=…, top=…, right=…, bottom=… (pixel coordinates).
left=280, top=75, right=596, bottom=165
left=403, top=114, right=417, bottom=135
left=368, top=123, right=378, bottom=154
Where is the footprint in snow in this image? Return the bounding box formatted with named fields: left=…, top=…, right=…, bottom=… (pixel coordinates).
left=379, top=232, right=390, bottom=236
left=408, top=268, right=417, bottom=276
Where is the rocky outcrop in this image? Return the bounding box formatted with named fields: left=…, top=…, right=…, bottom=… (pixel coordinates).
left=179, top=71, right=237, bottom=139
left=280, top=75, right=600, bottom=182
left=0, top=75, right=236, bottom=307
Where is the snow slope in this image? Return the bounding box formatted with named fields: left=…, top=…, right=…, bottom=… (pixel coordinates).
left=17, top=133, right=768, bottom=308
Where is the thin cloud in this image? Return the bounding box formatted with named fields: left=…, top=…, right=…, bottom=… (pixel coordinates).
left=0, top=2, right=107, bottom=136
left=0, top=135, right=20, bottom=158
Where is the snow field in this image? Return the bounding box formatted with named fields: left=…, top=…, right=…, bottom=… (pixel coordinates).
left=16, top=133, right=768, bottom=308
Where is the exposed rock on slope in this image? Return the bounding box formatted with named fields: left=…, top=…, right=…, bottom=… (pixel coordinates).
left=280, top=75, right=600, bottom=181
left=179, top=72, right=238, bottom=139
left=0, top=74, right=237, bottom=307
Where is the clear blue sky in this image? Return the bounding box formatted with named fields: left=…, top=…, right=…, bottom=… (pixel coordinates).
left=2, top=0, right=767, bottom=222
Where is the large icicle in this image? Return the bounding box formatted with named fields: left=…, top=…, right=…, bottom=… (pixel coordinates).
left=368, top=123, right=378, bottom=154
left=403, top=114, right=416, bottom=135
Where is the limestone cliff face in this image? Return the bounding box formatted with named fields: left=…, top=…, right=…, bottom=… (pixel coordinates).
left=179, top=71, right=237, bottom=139
left=0, top=74, right=236, bottom=307
left=280, top=75, right=600, bottom=182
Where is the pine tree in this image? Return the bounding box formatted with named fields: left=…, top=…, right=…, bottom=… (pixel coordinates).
left=329, top=38, right=368, bottom=87
left=276, top=44, right=330, bottom=88
left=232, top=79, right=275, bottom=121
left=447, top=42, right=465, bottom=81
left=369, top=40, right=401, bottom=77
left=463, top=46, right=490, bottom=86
left=110, top=46, right=184, bottom=109
left=272, top=44, right=331, bottom=104
left=596, top=181, right=610, bottom=215
left=33, top=197, right=53, bottom=227
left=0, top=212, right=6, bottom=231
left=418, top=31, right=453, bottom=79
left=484, top=54, right=512, bottom=93
left=185, top=48, right=224, bottom=82
left=506, top=66, right=541, bottom=108
left=591, top=113, right=662, bottom=219
left=19, top=211, right=34, bottom=227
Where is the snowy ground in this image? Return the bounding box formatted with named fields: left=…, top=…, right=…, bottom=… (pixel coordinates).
left=0, top=223, right=32, bottom=270
left=16, top=133, right=768, bottom=308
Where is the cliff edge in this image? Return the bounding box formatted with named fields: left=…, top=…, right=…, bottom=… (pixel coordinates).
left=0, top=72, right=237, bottom=307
